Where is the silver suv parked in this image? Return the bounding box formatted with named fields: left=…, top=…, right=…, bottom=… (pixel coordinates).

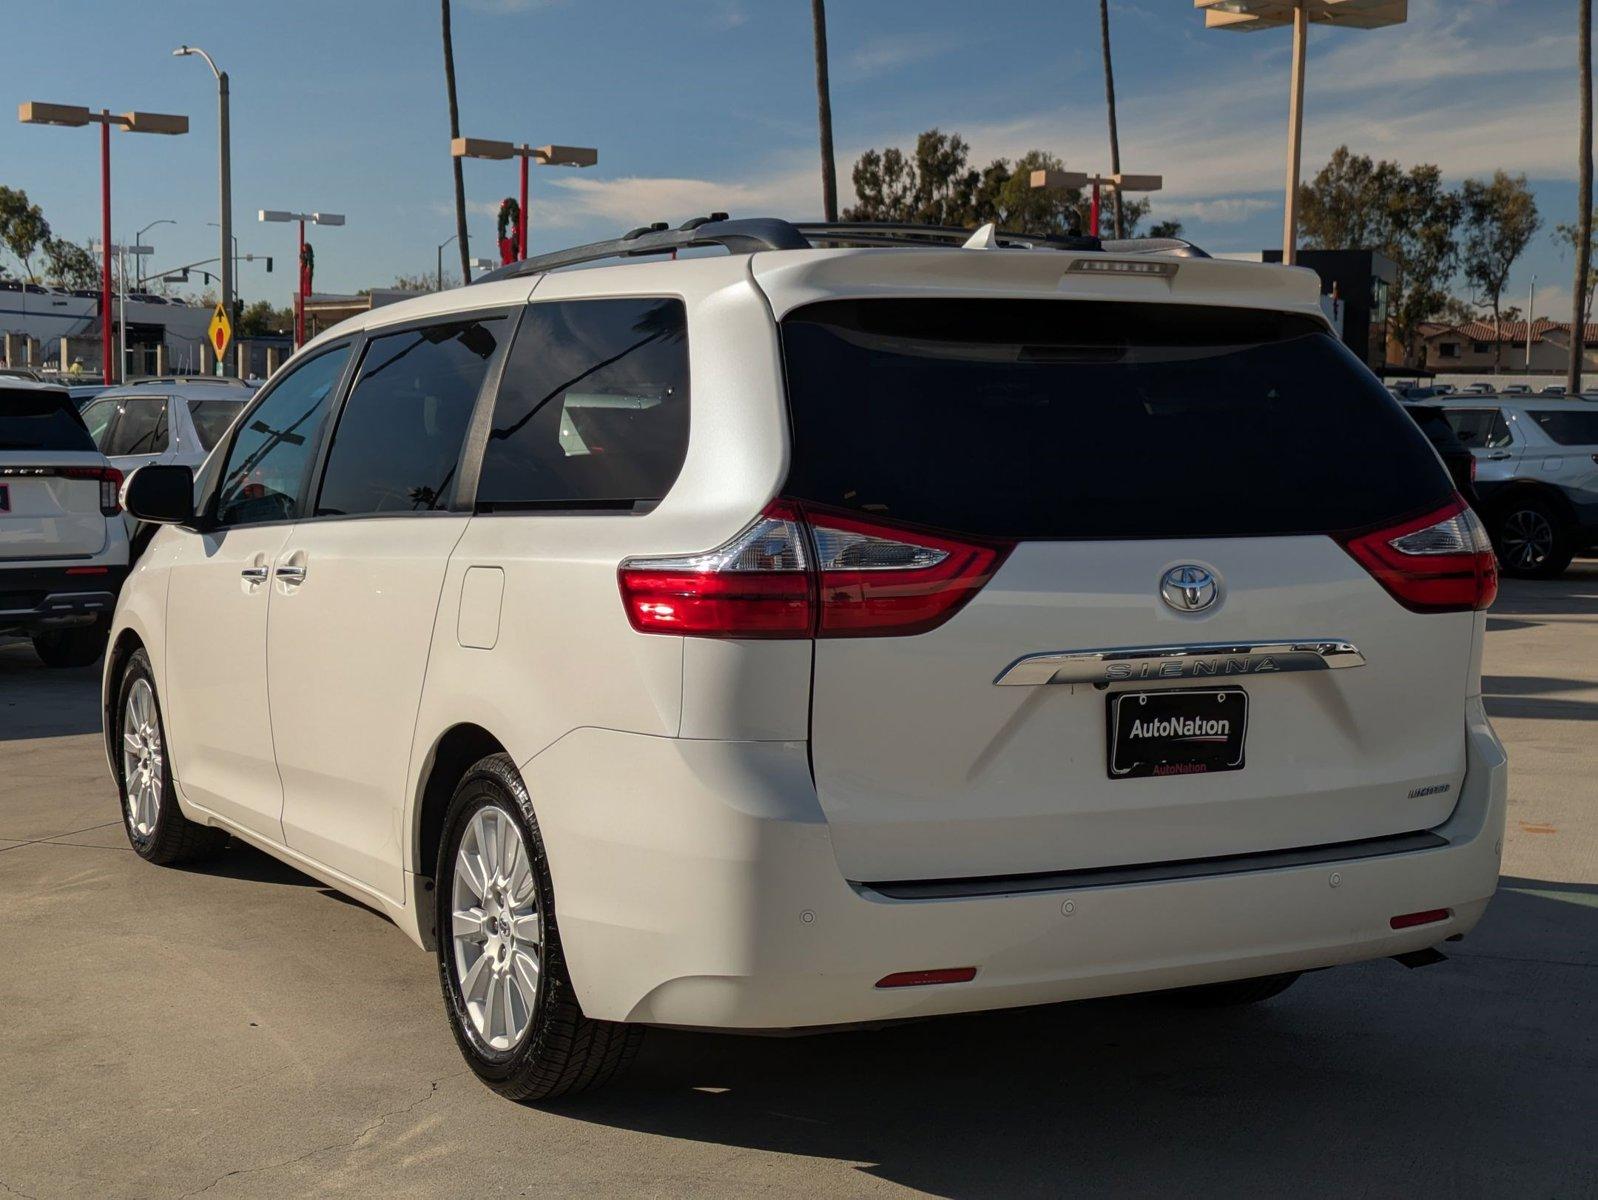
left=1430, top=397, right=1598, bottom=577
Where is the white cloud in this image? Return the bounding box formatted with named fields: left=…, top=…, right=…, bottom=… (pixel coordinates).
left=548, top=169, right=819, bottom=227
left=1155, top=196, right=1277, bottom=224
left=845, top=32, right=961, bottom=79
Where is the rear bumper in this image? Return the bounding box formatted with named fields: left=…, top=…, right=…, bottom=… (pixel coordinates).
left=0, top=564, right=125, bottom=632
left=524, top=700, right=1507, bottom=1030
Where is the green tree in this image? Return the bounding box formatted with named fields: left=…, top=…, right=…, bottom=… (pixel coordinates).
left=1555, top=207, right=1598, bottom=330
left=845, top=132, right=1163, bottom=237
left=236, top=299, right=294, bottom=338
left=1299, top=146, right=1463, bottom=364
left=41, top=237, right=98, bottom=290
left=1460, top=171, right=1541, bottom=371
left=0, top=186, right=51, bottom=281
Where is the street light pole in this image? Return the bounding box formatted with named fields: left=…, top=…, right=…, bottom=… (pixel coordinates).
left=174, top=47, right=233, bottom=374
left=100, top=114, right=112, bottom=384
left=451, top=138, right=597, bottom=263
left=438, top=233, right=458, bottom=291
left=1283, top=0, right=1309, bottom=265
left=259, top=209, right=345, bottom=351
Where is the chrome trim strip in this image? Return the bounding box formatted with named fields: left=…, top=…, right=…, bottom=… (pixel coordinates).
left=857, top=830, right=1448, bottom=901
left=993, top=639, right=1366, bottom=686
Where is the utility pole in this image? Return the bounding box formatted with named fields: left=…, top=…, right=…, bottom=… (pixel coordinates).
left=811, top=0, right=838, bottom=222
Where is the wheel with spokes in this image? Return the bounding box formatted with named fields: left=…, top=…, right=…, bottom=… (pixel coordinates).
left=116, top=649, right=228, bottom=865
left=436, top=754, right=641, bottom=1101
left=1494, top=498, right=1573, bottom=579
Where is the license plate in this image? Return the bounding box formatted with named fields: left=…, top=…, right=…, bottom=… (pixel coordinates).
left=0, top=484, right=8, bottom=512
left=1107, top=687, right=1247, bottom=779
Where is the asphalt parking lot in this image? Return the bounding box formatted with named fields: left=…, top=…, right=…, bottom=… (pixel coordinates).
left=2, top=567, right=1595, bottom=1199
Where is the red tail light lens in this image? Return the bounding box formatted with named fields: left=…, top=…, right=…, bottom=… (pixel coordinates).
left=1337, top=496, right=1497, bottom=613
left=1390, top=908, right=1450, bottom=930
left=619, top=502, right=1012, bottom=639
left=62, top=465, right=123, bottom=516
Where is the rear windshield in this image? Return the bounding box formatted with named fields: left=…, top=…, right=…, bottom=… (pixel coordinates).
left=1530, top=409, right=1598, bottom=446
left=780, top=299, right=1452, bottom=539
left=188, top=399, right=243, bottom=451
left=0, top=387, right=95, bottom=452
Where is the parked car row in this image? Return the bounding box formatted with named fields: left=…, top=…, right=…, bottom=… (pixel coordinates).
left=1401, top=395, right=1598, bottom=577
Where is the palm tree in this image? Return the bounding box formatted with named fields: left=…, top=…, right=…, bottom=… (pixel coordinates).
left=1099, top=0, right=1125, bottom=239
left=1571, top=0, right=1592, bottom=392
left=441, top=0, right=471, bottom=282
left=811, top=0, right=839, bottom=222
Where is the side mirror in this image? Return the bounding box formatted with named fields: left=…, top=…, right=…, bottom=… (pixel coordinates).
left=121, top=463, right=195, bottom=525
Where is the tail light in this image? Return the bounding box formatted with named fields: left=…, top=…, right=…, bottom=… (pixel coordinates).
left=618, top=501, right=1011, bottom=639
left=60, top=465, right=124, bottom=516
left=1469, top=457, right=1478, bottom=483
left=1337, top=495, right=1497, bottom=613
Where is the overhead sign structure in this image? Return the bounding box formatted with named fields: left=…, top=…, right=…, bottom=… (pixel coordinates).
left=207, top=302, right=232, bottom=359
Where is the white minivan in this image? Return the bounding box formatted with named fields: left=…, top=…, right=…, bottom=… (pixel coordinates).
left=104, top=219, right=1508, bottom=1100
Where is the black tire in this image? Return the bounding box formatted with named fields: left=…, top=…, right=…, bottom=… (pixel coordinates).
left=1493, top=497, right=1575, bottom=579
left=31, top=618, right=110, bottom=669
left=436, top=754, right=642, bottom=1102
left=115, top=649, right=228, bottom=865
left=1162, top=972, right=1301, bottom=1009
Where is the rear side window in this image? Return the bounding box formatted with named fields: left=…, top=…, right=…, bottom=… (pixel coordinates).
left=188, top=400, right=243, bottom=451
left=315, top=318, right=503, bottom=516
left=0, top=388, right=94, bottom=452
left=104, top=397, right=168, bottom=456
left=1444, top=409, right=1513, bottom=450
left=1529, top=409, right=1598, bottom=446
left=476, top=298, right=689, bottom=511
left=780, top=299, right=1452, bottom=540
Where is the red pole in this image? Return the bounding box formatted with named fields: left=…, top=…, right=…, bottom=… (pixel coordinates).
left=1090, top=178, right=1101, bottom=239
left=295, top=217, right=305, bottom=350
left=99, top=114, right=114, bottom=385
left=518, top=152, right=529, bottom=261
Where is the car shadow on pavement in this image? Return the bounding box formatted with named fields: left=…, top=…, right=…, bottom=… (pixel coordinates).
left=178, top=839, right=321, bottom=888
left=1482, top=674, right=1598, bottom=721
left=556, top=881, right=1596, bottom=1198
left=0, top=638, right=104, bottom=740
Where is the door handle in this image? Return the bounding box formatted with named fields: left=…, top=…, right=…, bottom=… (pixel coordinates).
left=240, top=566, right=269, bottom=582
left=274, top=564, right=307, bottom=584
left=1485, top=451, right=1512, bottom=461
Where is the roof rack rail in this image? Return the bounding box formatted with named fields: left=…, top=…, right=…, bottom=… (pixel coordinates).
left=471, top=216, right=1208, bottom=283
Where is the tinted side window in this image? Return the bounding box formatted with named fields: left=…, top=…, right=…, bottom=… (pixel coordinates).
left=105, top=397, right=168, bottom=456
left=315, top=318, right=502, bottom=517
left=476, top=298, right=689, bottom=511
left=215, top=345, right=350, bottom=527
left=80, top=398, right=118, bottom=449
left=1445, top=409, right=1513, bottom=450
left=1531, top=409, right=1598, bottom=446
left=188, top=400, right=244, bottom=452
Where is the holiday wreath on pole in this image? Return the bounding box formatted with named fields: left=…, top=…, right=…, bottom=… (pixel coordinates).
left=497, top=197, right=521, bottom=265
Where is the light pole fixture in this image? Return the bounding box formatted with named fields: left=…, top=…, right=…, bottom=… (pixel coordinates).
left=451, top=137, right=597, bottom=262
left=437, top=233, right=458, bottom=292
left=259, top=210, right=345, bottom=349
left=18, top=101, right=188, bottom=384
left=1195, top=0, right=1408, bottom=265
left=1030, top=169, right=1162, bottom=238
left=173, top=45, right=234, bottom=374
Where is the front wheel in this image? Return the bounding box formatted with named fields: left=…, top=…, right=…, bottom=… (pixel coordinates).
left=436, top=754, right=641, bottom=1101
left=116, top=649, right=228, bottom=865
left=1494, top=499, right=1574, bottom=578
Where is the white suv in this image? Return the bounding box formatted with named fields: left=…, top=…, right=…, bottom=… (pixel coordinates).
left=1, top=380, right=129, bottom=666
left=104, top=219, right=1509, bottom=1100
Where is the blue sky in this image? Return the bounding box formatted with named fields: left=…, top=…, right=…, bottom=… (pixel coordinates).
left=1, top=0, right=1588, bottom=319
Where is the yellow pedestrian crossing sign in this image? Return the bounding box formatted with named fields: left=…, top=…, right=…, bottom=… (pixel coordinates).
left=208, top=304, right=232, bottom=359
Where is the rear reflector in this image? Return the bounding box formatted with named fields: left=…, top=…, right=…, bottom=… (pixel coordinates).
left=65, top=566, right=109, bottom=575
left=875, top=967, right=978, bottom=989
left=1390, top=908, right=1450, bottom=930
left=619, top=501, right=1011, bottom=639
left=1337, top=495, right=1497, bottom=613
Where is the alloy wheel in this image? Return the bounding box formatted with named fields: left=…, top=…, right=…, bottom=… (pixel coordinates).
left=121, top=678, right=163, bottom=839
left=451, top=806, right=543, bottom=1052
left=1500, top=508, right=1554, bottom=571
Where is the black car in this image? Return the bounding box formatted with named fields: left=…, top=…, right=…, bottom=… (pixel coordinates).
left=1402, top=403, right=1477, bottom=504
